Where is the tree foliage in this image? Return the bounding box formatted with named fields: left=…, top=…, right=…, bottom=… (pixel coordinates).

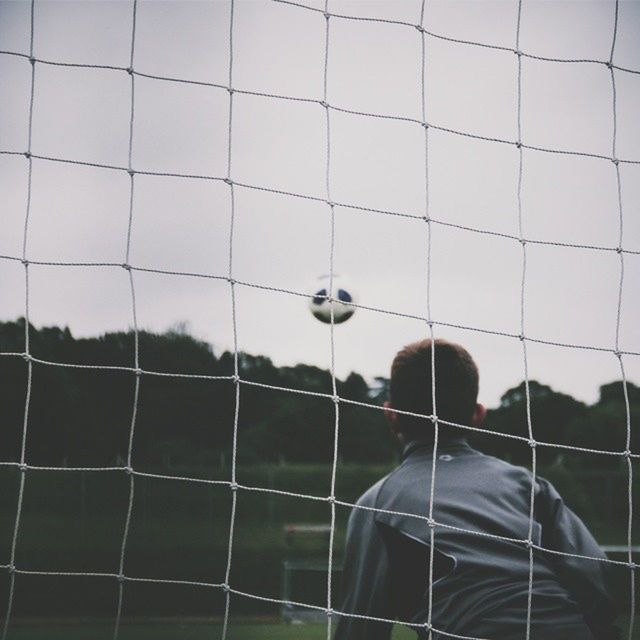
left=1, top=319, right=636, bottom=470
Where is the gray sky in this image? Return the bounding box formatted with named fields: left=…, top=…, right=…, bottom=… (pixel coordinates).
left=1, top=0, right=639, bottom=407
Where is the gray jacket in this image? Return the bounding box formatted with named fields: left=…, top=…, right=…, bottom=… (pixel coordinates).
left=334, top=439, right=618, bottom=640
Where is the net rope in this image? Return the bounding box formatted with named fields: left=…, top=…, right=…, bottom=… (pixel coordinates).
left=1, top=0, right=36, bottom=637
left=220, top=0, right=241, bottom=636
left=0, top=1, right=637, bottom=639
left=320, top=4, right=342, bottom=638
left=112, top=2, right=140, bottom=637
left=513, top=5, right=536, bottom=640
left=608, top=4, right=636, bottom=638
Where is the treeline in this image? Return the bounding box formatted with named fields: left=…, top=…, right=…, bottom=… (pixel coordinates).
left=0, top=319, right=637, bottom=470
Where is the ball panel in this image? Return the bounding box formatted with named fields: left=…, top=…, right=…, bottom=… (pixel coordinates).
left=312, top=288, right=328, bottom=305
left=310, top=304, right=355, bottom=324
left=337, top=289, right=352, bottom=303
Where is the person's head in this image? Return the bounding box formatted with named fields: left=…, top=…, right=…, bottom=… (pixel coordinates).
left=384, top=338, right=486, bottom=444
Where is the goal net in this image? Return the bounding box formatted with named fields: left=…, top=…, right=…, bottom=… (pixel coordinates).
left=0, top=1, right=638, bottom=639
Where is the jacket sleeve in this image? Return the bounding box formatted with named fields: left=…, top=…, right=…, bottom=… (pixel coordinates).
left=334, top=495, right=394, bottom=640
left=534, top=476, right=620, bottom=640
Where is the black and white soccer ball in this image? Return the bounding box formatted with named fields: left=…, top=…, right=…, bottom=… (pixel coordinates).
left=308, top=275, right=357, bottom=324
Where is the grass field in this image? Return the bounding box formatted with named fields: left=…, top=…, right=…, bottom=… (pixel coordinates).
left=7, top=619, right=417, bottom=640
left=1, top=462, right=637, bottom=631
left=7, top=618, right=638, bottom=640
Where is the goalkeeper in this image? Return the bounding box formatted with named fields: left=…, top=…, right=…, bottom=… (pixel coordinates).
left=334, top=339, right=618, bottom=640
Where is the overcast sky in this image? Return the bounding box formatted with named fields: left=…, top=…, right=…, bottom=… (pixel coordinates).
left=1, top=0, right=639, bottom=407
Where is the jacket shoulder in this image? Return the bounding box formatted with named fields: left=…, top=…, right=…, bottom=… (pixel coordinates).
left=471, top=449, right=534, bottom=479
left=470, top=450, right=558, bottom=499
left=355, top=472, right=395, bottom=510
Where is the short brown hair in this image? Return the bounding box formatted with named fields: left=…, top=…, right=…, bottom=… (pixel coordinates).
left=389, top=339, right=479, bottom=439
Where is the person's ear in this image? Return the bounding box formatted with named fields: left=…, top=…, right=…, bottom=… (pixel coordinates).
left=383, top=400, right=397, bottom=427
left=472, top=403, right=487, bottom=428
left=384, top=401, right=404, bottom=442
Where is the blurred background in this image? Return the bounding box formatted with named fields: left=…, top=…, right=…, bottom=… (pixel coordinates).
left=0, top=0, right=638, bottom=638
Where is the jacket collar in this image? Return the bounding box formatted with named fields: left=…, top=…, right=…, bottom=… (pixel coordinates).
left=401, top=436, right=472, bottom=461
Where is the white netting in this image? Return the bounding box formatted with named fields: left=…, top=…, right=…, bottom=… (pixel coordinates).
left=0, top=1, right=638, bottom=640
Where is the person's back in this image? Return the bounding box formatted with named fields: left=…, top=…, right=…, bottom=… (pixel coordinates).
left=334, top=339, right=618, bottom=640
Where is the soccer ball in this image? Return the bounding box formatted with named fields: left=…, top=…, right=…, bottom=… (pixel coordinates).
left=308, top=275, right=356, bottom=324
